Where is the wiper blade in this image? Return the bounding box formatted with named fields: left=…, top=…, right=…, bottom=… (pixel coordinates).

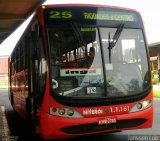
left=69, top=22, right=90, bottom=66
left=70, top=22, right=86, bottom=47
left=111, top=23, right=124, bottom=48
left=108, top=23, right=124, bottom=63
left=108, top=32, right=112, bottom=64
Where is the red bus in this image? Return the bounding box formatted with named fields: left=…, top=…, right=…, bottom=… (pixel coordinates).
left=8, top=3, right=153, bottom=140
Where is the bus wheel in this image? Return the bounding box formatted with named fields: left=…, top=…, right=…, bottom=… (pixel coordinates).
left=11, top=94, right=19, bottom=117
left=11, top=94, right=14, bottom=107
left=26, top=97, right=32, bottom=123
left=11, top=94, right=16, bottom=113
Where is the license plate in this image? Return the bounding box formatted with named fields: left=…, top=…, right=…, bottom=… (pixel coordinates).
left=98, top=116, right=117, bottom=125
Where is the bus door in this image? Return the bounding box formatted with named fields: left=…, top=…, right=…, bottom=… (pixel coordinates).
left=30, top=23, right=46, bottom=128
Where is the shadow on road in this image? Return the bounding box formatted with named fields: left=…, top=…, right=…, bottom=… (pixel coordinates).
left=5, top=109, right=42, bottom=141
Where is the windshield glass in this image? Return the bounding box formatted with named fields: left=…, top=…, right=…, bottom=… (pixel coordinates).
left=48, top=25, right=150, bottom=98
left=48, top=25, right=105, bottom=97
left=100, top=28, right=149, bottom=96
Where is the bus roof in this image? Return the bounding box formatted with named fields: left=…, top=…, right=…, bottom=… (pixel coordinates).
left=40, top=3, right=138, bottom=14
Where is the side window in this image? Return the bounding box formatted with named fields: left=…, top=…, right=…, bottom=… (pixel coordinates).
left=20, top=41, right=25, bottom=71
left=25, top=37, right=28, bottom=69
left=16, top=47, right=20, bottom=73
left=11, top=53, right=16, bottom=75
left=28, top=33, right=34, bottom=94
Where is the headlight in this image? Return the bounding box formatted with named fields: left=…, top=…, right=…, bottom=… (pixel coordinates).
left=137, top=103, right=143, bottom=109
left=130, top=100, right=152, bottom=113
left=50, top=107, right=83, bottom=118
left=58, top=108, right=65, bottom=115
left=67, top=109, right=74, bottom=116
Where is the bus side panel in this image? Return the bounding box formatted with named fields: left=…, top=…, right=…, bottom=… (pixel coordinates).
left=11, top=70, right=29, bottom=120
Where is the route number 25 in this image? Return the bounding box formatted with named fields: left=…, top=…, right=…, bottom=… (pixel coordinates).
left=49, top=11, right=72, bottom=19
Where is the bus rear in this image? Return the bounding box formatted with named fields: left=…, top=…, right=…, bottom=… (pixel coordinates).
left=35, top=4, right=153, bottom=139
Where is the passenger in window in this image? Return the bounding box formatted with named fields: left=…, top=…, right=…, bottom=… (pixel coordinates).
left=89, top=41, right=97, bottom=58
left=88, top=41, right=97, bottom=67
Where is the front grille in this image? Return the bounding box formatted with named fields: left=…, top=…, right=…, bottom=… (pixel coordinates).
left=60, top=118, right=147, bottom=134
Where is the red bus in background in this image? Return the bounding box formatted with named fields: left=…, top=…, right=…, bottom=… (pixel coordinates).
left=8, top=3, right=153, bottom=140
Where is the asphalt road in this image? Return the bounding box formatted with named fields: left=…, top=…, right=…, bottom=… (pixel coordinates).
left=0, top=89, right=160, bottom=141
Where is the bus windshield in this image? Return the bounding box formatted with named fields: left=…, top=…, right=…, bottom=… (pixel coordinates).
left=47, top=23, right=150, bottom=98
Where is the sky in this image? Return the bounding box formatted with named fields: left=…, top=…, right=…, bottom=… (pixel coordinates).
left=0, top=0, right=160, bottom=56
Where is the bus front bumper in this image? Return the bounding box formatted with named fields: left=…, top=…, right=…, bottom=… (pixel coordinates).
left=39, top=106, right=153, bottom=140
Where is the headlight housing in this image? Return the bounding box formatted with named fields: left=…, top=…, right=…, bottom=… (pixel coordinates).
left=50, top=107, right=83, bottom=118
left=129, top=100, right=152, bottom=113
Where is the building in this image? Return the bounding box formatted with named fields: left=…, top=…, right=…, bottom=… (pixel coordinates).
left=148, top=42, right=160, bottom=70
left=0, top=56, right=8, bottom=88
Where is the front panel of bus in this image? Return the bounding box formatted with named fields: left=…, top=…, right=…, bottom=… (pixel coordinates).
left=40, top=6, right=153, bottom=139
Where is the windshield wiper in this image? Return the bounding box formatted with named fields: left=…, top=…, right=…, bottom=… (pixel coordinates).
left=108, top=24, right=124, bottom=63
left=70, top=22, right=90, bottom=66
left=70, top=22, right=86, bottom=48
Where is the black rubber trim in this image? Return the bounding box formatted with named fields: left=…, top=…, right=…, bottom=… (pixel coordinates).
left=60, top=118, right=147, bottom=134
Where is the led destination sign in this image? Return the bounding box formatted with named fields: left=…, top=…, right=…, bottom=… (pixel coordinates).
left=48, top=10, right=136, bottom=21
left=44, top=7, right=138, bottom=24
left=83, top=12, right=135, bottom=21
